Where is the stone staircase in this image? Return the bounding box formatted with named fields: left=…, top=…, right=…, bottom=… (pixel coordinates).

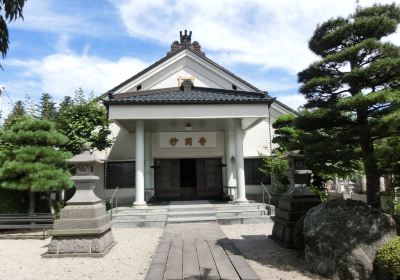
left=111, top=201, right=274, bottom=228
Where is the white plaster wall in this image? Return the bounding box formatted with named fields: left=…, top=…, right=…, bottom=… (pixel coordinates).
left=150, top=67, right=220, bottom=89
left=109, top=104, right=268, bottom=120
left=115, top=51, right=253, bottom=93
left=243, top=119, right=271, bottom=157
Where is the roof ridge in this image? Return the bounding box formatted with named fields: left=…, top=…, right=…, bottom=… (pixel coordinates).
left=193, top=87, right=266, bottom=97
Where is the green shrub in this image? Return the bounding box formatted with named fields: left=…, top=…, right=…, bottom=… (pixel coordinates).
left=51, top=200, right=65, bottom=219
left=376, top=236, right=400, bottom=279
left=293, top=215, right=306, bottom=250
left=395, top=203, right=400, bottom=216
left=309, top=185, right=327, bottom=202
left=0, top=188, right=28, bottom=213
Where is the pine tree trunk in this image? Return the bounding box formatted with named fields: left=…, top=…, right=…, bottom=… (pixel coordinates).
left=359, top=138, right=380, bottom=208
left=356, top=103, right=381, bottom=208
left=29, top=190, right=35, bottom=214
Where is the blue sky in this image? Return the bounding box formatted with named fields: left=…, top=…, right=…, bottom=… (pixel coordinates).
left=1, top=0, right=399, bottom=116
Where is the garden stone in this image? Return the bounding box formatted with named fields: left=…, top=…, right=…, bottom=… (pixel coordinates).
left=303, top=200, right=397, bottom=279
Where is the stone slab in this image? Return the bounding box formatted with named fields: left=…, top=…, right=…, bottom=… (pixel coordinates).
left=145, top=263, right=167, bottom=280
left=145, top=223, right=260, bottom=280
left=183, top=239, right=201, bottom=280
left=164, top=238, right=183, bottom=280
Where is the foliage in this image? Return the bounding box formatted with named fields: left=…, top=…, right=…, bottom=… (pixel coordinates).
left=260, top=150, right=289, bottom=193
left=0, top=188, right=28, bottom=214
left=376, top=236, right=400, bottom=279
left=38, top=93, right=57, bottom=121
left=0, top=0, right=26, bottom=66
left=296, top=4, right=400, bottom=208
left=51, top=200, right=64, bottom=219
left=272, top=114, right=302, bottom=152
left=0, top=118, right=73, bottom=213
left=309, top=185, right=328, bottom=202
left=3, top=100, right=26, bottom=129
left=395, top=203, right=400, bottom=216
left=376, top=136, right=400, bottom=176
left=55, top=89, right=112, bottom=154
left=293, top=215, right=306, bottom=250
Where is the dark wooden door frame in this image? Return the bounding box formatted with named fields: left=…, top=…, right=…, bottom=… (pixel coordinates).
left=154, top=158, right=223, bottom=201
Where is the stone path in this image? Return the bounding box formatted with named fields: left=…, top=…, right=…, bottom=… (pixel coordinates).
left=145, top=223, right=260, bottom=280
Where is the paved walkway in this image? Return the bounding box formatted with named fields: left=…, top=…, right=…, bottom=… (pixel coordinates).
left=145, top=223, right=260, bottom=280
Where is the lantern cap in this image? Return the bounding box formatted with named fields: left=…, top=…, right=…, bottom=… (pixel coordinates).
left=280, top=150, right=303, bottom=160
left=66, top=151, right=101, bottom=164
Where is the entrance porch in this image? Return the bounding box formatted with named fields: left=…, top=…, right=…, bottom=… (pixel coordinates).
left=105, top=85, right=272, bottom=206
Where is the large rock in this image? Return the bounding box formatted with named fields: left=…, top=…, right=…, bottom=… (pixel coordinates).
left=303, top=200, right=397, bottom=279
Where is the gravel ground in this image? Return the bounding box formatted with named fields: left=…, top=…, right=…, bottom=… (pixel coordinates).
left=0, top=228, right=163, bottom=280
left=221, top=223, right=326, bottom=280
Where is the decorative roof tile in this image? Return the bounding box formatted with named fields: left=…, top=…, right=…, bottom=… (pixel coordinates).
left=105, top=87, right=273, bottom=105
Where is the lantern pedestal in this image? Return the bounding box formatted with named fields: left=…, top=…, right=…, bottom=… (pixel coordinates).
left=43, top=150, right=115, bottom=258
left=271, top=151, right=320, bottom=248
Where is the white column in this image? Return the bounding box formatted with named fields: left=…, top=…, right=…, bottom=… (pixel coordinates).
left=234, top=118, right=248, bottom=204
left=133, top=120, right=146, bottom=206
left=224, top=130, right=235, bottom=197
left=144, top=132, right=152, bottom=198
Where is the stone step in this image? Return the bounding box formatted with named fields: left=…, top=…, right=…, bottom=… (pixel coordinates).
left=216, top=209, right=267, bottom=218
left=168, top=207, right=214, bottom=212
left=214, top=204, right=267, bottom=212
left=168, top=216, right=217, bottom=224
left=168, top=211, right=215, bottom=218
left=111, top=207, right=169, bottom=214
left=112, top=213, right=168, bottom=221
left=216, top=216, right=273, bottom=225
left=113, top=220, right=167, bottom=228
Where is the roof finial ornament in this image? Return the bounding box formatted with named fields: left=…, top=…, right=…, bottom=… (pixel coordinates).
left=180, top=30, right=192, bottom=44
left=168, top=30, right=204, bottom=56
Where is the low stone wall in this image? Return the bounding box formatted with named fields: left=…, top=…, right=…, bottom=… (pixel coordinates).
left=351, top=193, right=367, bottom=203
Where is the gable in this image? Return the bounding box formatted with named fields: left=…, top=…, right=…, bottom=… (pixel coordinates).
left=110, top=48, right=260, bottom=94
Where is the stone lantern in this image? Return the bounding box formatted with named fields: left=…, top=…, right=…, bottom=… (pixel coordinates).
left=43, top=143, right=115, bottom=257
left=271, top=150, right=320, bottom=248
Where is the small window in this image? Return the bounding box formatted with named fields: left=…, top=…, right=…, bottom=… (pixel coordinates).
left=136, top=84, right=142, bottom=91
left=105, top=161, right=135, bottom=189
left=232, top=84, right=237, bottom=90
left=244, top=158, right=271, bottom=185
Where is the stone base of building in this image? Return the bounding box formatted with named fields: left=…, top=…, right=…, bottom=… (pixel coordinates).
left=43, top=229, right=116, bottom=258
left=271, top=193, right=320, bottom=248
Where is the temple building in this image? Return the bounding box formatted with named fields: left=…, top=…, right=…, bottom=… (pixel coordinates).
left=94, top=30, right=295, bottom=205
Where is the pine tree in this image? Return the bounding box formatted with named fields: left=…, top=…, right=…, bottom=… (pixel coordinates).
left=58, top=96, right=73, bottom=115
left=0, top=118, right=72, bottom=213
left=3, top=101, right=26, bottom=129
left=38, top=93, right=57, bottom=121
left=297, top=3, right=400, bottom=207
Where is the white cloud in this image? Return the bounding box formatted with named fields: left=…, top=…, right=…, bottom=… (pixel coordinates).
left=9, top=0, right=113, bottom=37
left=112, top=0, right=400, bottom=74
left=5, top=53, right=149, bottom=99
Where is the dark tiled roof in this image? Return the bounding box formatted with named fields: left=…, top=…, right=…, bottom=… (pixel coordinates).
left=105, top=87, right=273, bottom=105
